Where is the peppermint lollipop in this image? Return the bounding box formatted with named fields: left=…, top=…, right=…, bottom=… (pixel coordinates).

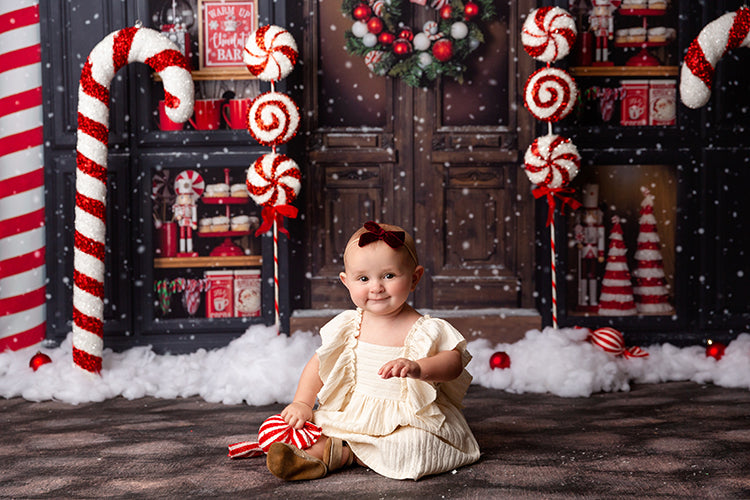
left=521, top=7, right=577, bottom=63
left=174, top=169, right=205, bottom=197
left=243, top=25, right=299, bottom=82
left=246, top=153, right=301, bottom=207
left=523, top=134, right=580, bottom=189
left=524, top=67, right=578, bottom=123
left=246, top=92, right=300, bottom=146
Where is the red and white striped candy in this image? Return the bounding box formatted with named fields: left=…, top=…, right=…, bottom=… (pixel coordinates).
left=174, top=169, right=205, bottom=197
left=370, top=0, right=385, bottom=17
left=523, top=134, right=580, bottom=189
left=588, top=327, right=625, bottom=355
left=74, top=26, right=193, bottom=374
left=246, top=153, right=301, bottom=207
left=243, top=25, right=298, bottom=82
left=246, top=92, right=300, bottom=146
left=524, top=67, right=577, bottom=123
left=227, top=414, right=322, bottom=459
left=364, top=50, right=385, bottom=75
left=522, top=6, right=577, bottom=63
left=680, top=7, right=750, bottom=109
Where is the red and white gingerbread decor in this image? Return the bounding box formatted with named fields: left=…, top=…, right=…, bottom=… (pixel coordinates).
left=520, top=7, right=580, bottom=329
left=632, top=187, right=674, bottom=315
left=598, top=215, right=637, bottom=316
left=521, top=6, right=577, bottom=64
left=243, top=26, right=301, bottom=330
left=228, top=413, right=322, bottom=459
left=73, top=25, right=193, bottom=373
left=680, top=7, right=750, bottom=109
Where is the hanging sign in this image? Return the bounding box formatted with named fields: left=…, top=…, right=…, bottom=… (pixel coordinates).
left=199, top=0, right=258, bottom=69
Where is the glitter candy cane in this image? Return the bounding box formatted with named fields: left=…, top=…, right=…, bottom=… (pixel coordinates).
left=680, top=7, right=750, bottom=109
left=74, top=26, right=193, bottom=374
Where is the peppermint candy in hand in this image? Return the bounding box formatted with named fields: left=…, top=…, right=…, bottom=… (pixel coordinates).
left=523, top=134, right=580, bottom=189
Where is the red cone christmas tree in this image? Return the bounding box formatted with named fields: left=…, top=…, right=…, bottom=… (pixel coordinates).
left=632, top=187, right=674, bottom=314
left=598, top=215, right=637, bottom=316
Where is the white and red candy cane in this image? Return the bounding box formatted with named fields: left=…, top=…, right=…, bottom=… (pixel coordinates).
left=74, top=26, right=193, bottom=373
left=228, top=414, right=322, bottom=459
left=243, top=25, right=299, bottom=82
left=680, top=7, right=750, bottom=109
left=521, top=6, right=577, bottom=64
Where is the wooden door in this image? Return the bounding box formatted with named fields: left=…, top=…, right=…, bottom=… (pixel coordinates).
left=301, top=0, right=535, bottom=311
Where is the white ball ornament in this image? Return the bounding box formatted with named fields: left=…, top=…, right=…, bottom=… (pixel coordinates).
left=450, top=22, right=469, bottom=40
left=418, top=52, right=433, bottom=68
left=413, top=33, right=431, bottom=51
left=362, top=33, right=378, bottom=47
left=469, top=38, right=480, bottom=51
left=352, top=21, right=369, bottom=38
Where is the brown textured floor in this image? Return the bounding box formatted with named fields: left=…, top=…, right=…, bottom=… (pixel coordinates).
left=1, top=381, right=749, bottom=498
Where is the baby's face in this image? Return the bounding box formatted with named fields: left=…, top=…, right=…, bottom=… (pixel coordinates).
left=340, top=241, right=420, bottom=317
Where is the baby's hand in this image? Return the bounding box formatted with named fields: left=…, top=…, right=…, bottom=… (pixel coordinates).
left=378, top=358, right=421, bottom=379
left=280, top=401, right=313, bottom=430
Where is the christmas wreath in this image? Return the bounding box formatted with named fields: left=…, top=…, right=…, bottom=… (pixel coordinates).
left=342, top=0, right=495, bottom=87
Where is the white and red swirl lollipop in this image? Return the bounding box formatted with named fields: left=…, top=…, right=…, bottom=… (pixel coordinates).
left=523, top=133, right=580, bottom=189
left=246, top=92, right=300, bottom=146
left=174, top=169, right=205, bottom=197
left=524, top=67, right=578, bottom=123
left=243, top=25, right=299, bottom=82
left=246, top=153, right=301, bottom=207
left=521, top=6, right=577, bottom=63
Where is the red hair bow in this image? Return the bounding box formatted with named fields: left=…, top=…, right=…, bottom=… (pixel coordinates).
left=358, top=221, right=405, bottom=249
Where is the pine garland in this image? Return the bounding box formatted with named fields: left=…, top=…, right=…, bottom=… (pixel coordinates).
left=341, top=0, right=495, bottom=87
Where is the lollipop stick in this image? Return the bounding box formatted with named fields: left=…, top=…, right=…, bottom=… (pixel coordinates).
left=550, top=213, right=558, bottom=329
left=273, top=218, right=280, bottom=330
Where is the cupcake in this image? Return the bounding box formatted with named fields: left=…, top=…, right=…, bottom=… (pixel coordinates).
left=205, top=183, right=230, bottom=198
left=628, top=27, right=646, bottom=43
left=211, top=215, right=230, bottom=232
left=231, top=215, right=251, bottom=232
left=231, top=183, right=249, bottom=198
left=615, top=29, right=630, bottom=44
left=648, top=0, right=667, bottom=10
left=648, top=27, right=667, bottom=42
left=198, top=217, right=213, bottom=233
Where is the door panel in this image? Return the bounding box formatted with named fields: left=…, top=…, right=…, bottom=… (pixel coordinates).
left=303, top=0, right=535, bottom=310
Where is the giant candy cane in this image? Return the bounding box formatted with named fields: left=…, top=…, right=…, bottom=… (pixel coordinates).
left=680, top=7, right=750, bottom=109
left=74, top=26, right=193, bottom=373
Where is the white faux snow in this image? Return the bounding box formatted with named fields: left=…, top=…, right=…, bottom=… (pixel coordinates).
left=1, top=324, right=749, bottom=404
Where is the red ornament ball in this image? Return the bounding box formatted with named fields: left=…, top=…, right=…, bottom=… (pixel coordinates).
left=29, top=351, right=52, bottom=371
left=432, top=39, right=453, bottom=62
left=367, top=16, right=384, bottom=34
left=353, top=3, right=372, bottom=21
left=398, top=28, right=414, bottom=42
left=705, top=341, right=726, bottom=360
left=393, top=39, right=413, bottom=56
left=439, top=5, right=452, bottom=20
left=378, top=32, right=395, bottom=45
left=464, top=1, right=480, bottom=20
left=489, top=351, right=511, bottom=370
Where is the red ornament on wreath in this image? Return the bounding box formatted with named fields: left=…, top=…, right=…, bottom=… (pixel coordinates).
left=398, top=28, right=414, bottom=41
left=440, top=5, right=452, bottom=19
left=393, top=39, right=413, bottom=56
left=367, top=16, right=384, bottom=34
left=432, top=39, right=453, bottom=62
left=378, top=32, right=395, bottom=45
left=353, top=3, right=372, bottom=21
left=464, top=2, right=480, bottom=20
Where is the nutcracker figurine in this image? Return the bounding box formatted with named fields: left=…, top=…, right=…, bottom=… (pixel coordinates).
left=589, top=0, right=620, bottom=65
left=173, top=192, right=198, bottom=256
left=573, top=184, right=605, bottom=310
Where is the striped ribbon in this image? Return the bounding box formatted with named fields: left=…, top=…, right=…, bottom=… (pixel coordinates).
left=0, top=1, right=46, bottom=352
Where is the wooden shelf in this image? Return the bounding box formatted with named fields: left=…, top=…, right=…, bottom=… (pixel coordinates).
left=569, top=66, right=678, bottom=77
left=153, top=69, right=255, bottom=82
left=154, top=255, right=262, bottom=269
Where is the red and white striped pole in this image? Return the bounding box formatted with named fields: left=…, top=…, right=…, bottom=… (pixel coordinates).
left=0, top=1, right=46, bottom=351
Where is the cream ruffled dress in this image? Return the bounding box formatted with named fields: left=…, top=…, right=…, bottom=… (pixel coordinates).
left=312, top=309, right=481, bottom=480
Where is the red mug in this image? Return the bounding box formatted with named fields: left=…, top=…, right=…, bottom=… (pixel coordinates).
left=157, top=221, right=177, bottom=258
left=158, top=100, right=184, bottom=131
left=222, top=99, right=252, bottom=130
left=189, top=99, right=222, bottom=130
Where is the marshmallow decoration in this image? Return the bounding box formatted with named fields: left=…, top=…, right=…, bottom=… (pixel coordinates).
left=243, top=25, right=299, bottom=82
left=522, top=6, right=577, bottom=63
left=74, top=26, right=193, bottom=374
left=246, top=92, right=300, bottom=146
left=246, top=153, right=301, bottom=207
left=680, top=7, right=750, bottom=109
left=228, top=414, right=323, bottom=459
left=524, top=67, right=578, bottom=123
left=523, top=134, right=580, bottom=189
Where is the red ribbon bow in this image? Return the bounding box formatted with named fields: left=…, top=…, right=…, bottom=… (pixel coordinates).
left=255, top=204, right=299, bottom=237
left=358, top=221, right=405, bottom=249
left=532, top=186, right=582, bottom=227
